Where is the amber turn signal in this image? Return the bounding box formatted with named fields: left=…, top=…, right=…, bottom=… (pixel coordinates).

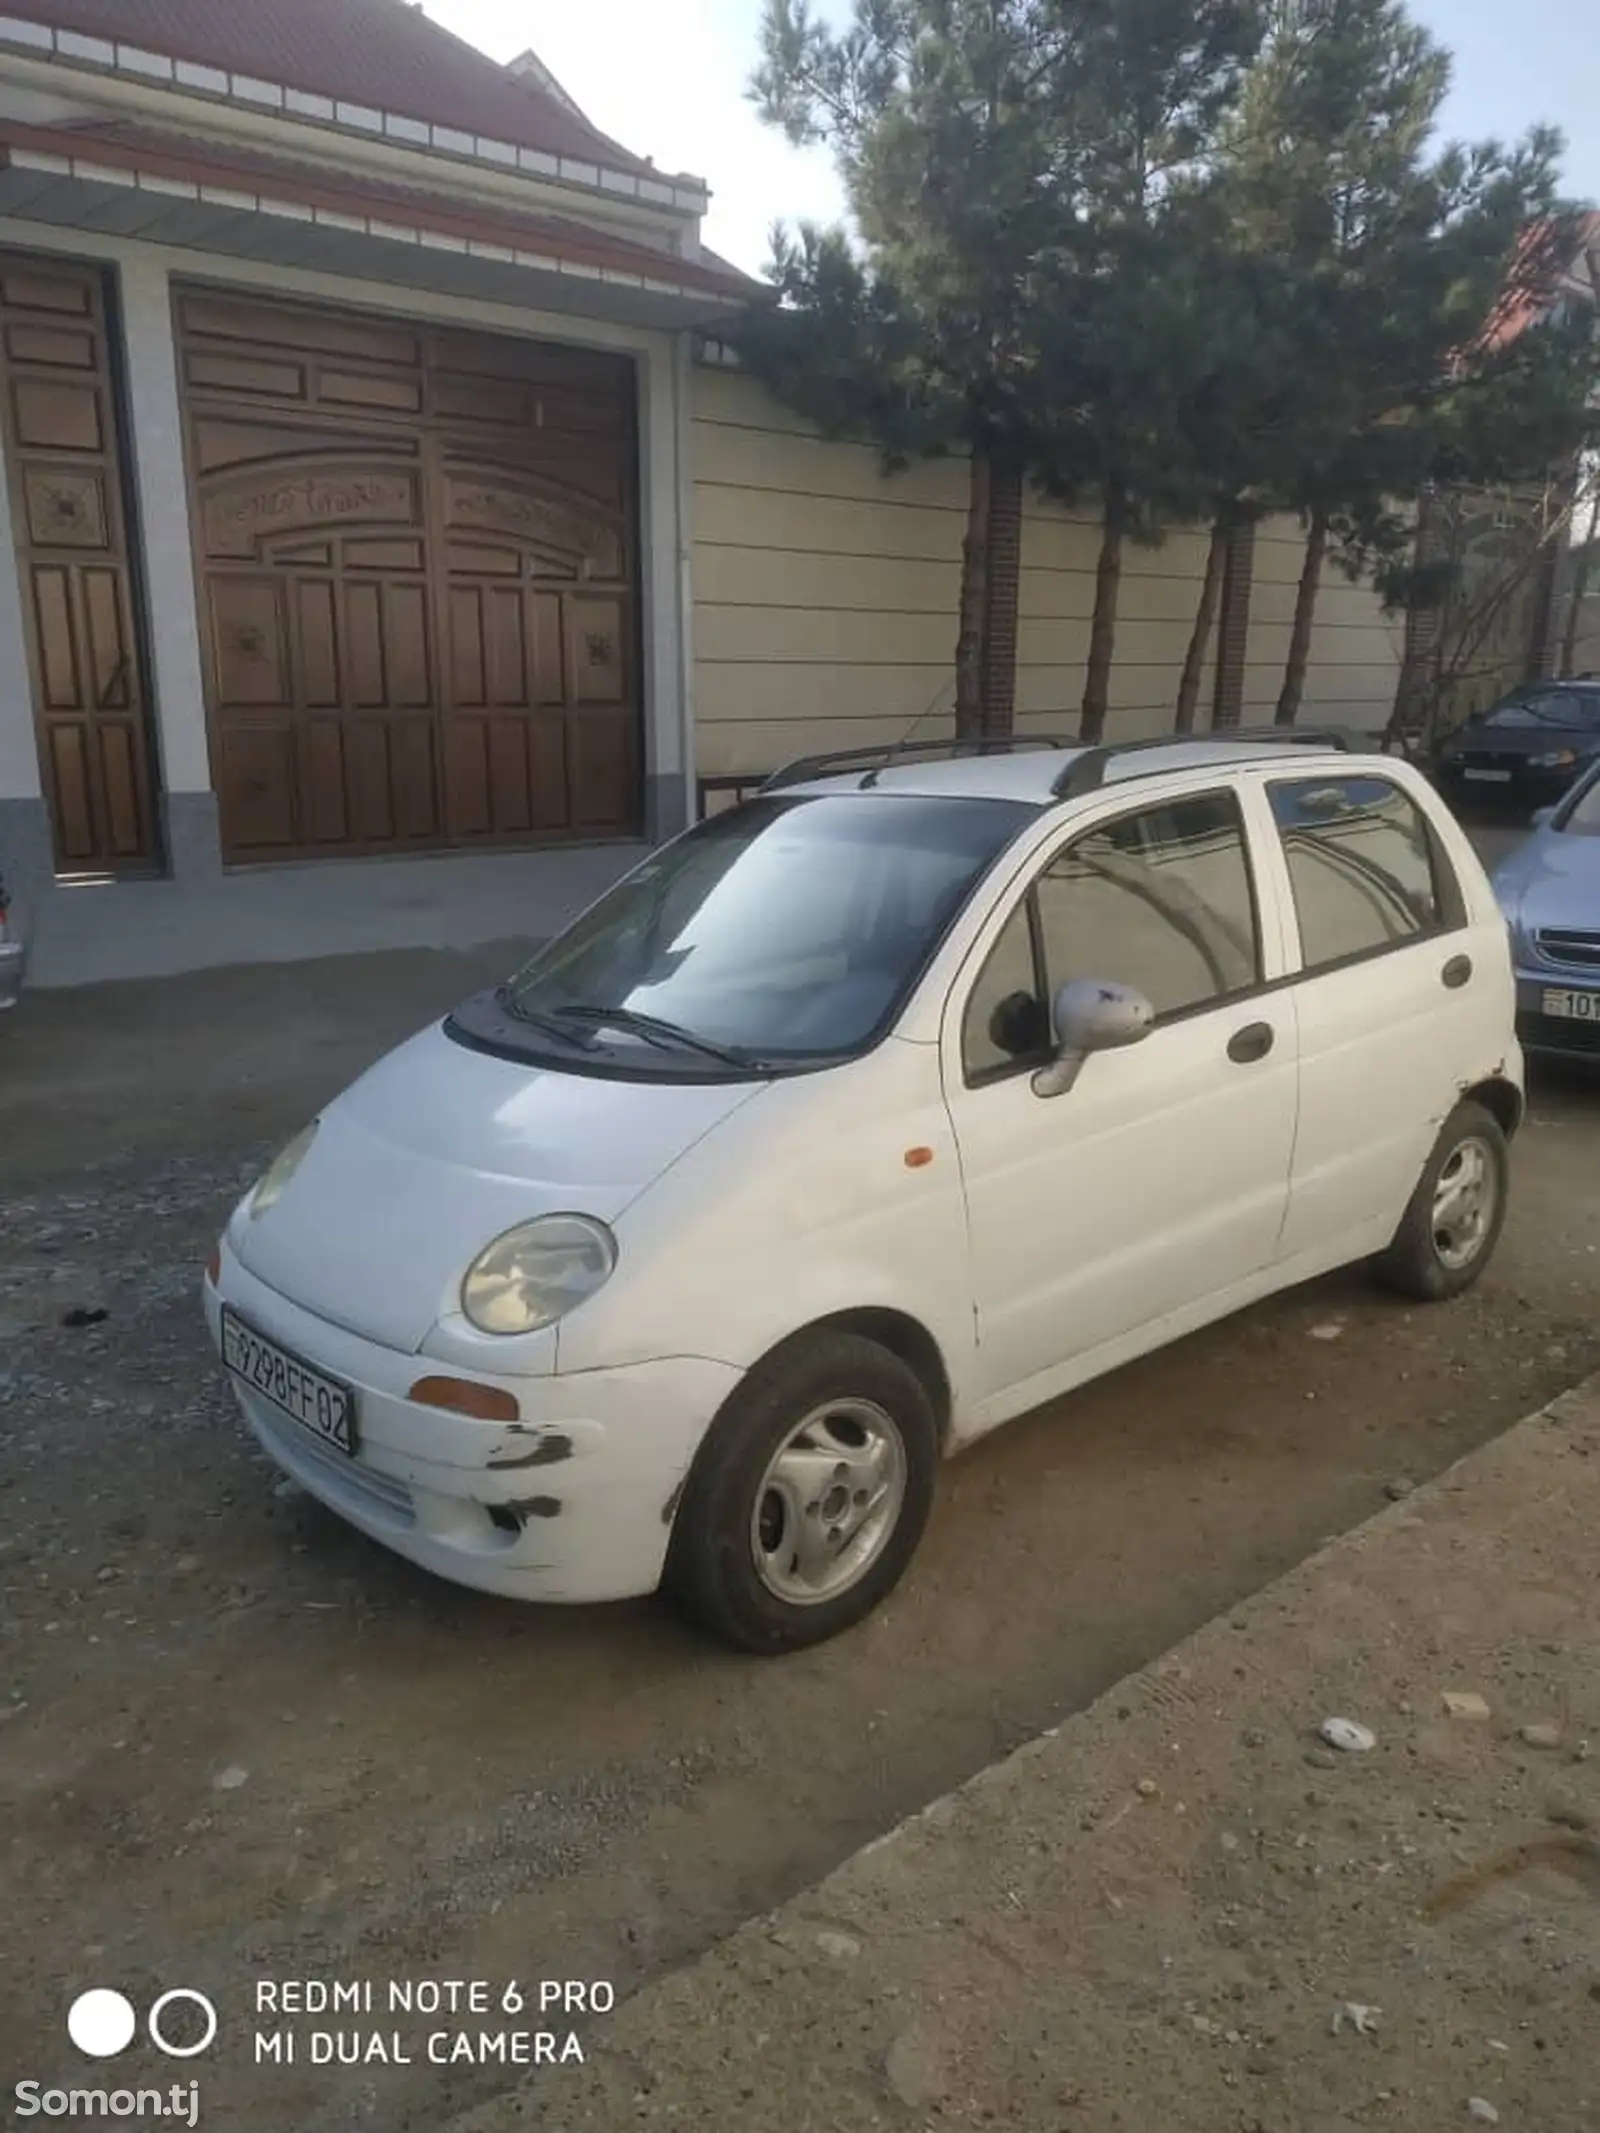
left=903, top=1146, right=935, bottom=1169
left=408, top=1376, right=520, bottom=1423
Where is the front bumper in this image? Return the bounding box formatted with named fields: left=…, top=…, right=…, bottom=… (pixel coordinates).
left=1514, top=973, right=1600, bottom=1060
left=205, top=1244, right=740, bottom=1603
left=1437, top=761, right=1587, bottom=811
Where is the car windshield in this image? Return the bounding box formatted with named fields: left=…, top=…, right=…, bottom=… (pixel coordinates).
left=501, top=791, right=1034, bottom=1069
left=1481, top=691, right=1600, bottom=730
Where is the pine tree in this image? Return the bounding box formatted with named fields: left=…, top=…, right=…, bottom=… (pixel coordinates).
left=746, top=0, right=1262, bottom=743
left=747, top=0, right=1095, bottom=737
left=1218, top=0, right=1569, bottom=724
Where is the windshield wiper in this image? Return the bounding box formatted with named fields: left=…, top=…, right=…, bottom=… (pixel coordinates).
left=548, top=1003, right=767, bottom=1070
left=493, top=986, right=590, bottom=1047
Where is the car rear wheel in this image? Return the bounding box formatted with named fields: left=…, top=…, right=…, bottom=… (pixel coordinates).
left=1371, top=1100, right=1509, bottom=1302
left=664, top=1332, right=939, bottom=1654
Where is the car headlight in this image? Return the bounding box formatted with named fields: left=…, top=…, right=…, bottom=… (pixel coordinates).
left=1529, top=748, right=1578, bottom=770
left=461, top=1215, right=617, bottom=1336
left=248, top=1122, right=318, bottom=1220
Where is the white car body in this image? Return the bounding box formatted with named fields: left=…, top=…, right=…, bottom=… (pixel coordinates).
left=205, top=740, right=1520, bottom=1611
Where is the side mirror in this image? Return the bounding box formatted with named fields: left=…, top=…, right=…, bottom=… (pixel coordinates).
left=1031, top=979, right=1155, bottom=1098
left=1531, top=806, right=1556, bottom=830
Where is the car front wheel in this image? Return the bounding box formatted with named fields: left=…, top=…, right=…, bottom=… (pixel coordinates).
left=664, top=1331, right=940, bottom=1654
left=1371, top=1099, right=1509, bottom=1302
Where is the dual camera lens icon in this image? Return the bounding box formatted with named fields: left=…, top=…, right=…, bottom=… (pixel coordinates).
left=68, top=1988, right=217, bottom=2060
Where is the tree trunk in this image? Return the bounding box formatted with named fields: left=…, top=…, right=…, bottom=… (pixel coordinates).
left=1175, top=513, right=1228, bottom=734
left=954, top=442, right=992, bottom=740
left=1080, top=477, right=1127, bottom=746
left=979, top=447, right=1024, bottom=739
left=1275, top=504, right=1329, bottom=727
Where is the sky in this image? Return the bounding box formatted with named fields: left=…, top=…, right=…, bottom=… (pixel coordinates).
left=422, top=0, right=1599, bottom=276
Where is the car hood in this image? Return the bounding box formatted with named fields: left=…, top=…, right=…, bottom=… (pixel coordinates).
left=229, top=1020, right=765, bottom=1351
left=1494, top=831, right=1600, bottom=932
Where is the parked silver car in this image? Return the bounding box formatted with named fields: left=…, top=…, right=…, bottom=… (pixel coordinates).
left=0, top=867, right=25, bottom=1011
left=1492, top=757, right=1600, bottom=1061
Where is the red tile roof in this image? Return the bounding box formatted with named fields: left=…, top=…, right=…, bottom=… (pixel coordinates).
left=1481, top=212, right=1600, bottom=351
left=3, top=0, right=665, bottom=179
left=0, top=114, right=754, bottom=299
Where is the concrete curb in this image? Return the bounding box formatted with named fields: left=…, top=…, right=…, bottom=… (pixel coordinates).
left=448, top=1375, right=1600, bottom=2133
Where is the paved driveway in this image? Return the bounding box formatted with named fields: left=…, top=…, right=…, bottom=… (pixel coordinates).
left=2, top=834, right=1596, bottom=2130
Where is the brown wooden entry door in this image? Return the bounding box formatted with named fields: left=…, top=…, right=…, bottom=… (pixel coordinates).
left=176, top=290, right=641, bottom=862
left=0, top=253, right=157, bottom=873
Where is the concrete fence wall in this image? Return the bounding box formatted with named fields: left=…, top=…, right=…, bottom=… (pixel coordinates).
left=689, top=363, right=1404, bottom=781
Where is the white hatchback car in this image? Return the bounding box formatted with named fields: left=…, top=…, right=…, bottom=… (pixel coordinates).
left=205, top=734, right=1521, bottom=1652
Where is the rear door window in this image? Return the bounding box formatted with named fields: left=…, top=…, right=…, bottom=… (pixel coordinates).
left=1268, top=775, right=1462, bottom=971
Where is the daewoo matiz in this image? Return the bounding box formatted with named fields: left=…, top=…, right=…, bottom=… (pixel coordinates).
left=205, top=733, right=1522, bottom=1652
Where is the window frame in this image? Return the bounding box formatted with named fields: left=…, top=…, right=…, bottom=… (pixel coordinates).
left=958, top=784, right=1268, bottom=1089
left=1264, top=771, right=1468, bottom=983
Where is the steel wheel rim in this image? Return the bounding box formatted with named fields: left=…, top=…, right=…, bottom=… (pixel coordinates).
left=751, top=1397, right=908, bottom=1607
left=1431, top=1134, right=1496, bottom=1271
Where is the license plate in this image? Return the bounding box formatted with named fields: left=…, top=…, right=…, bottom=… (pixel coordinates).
left=1542, top=988, right=1600, bottom=1022
left=221, top=1307, right=356, bottom=1455
left=1462, top=768, right=1513, bottom=783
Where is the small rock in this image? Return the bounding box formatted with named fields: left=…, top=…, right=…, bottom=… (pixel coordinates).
left=94, top=1566, right=118, bottom=1584
left=1520, top=1724, right=1561, bottom=1750
left=884, top=2022, right=946, bottom=2110
left=1242, top=1728, right=1267, bottom=1749
left=1319, top=1717, right=1377, bottom=1754
left=1310, top=1322, right=1345, bottom=1341
left=212, top=1765, right=249, bottom=1792
left=61, top=1306, right=109, bottom=1329
left=173, top=1557, right=201, bottom=1576
left=1136, top=1778, right=1160, bottom=1800
left=1305, top=1747, right=1341, bottom=1770
left=1442, top=1691, right=1491, bottom=1723
left=1466, top=2101, right=1500, bottom=2125
left=1331, top=2003, right=1382, bottom=2039
left=1384, top=1479, right=1415, bottom=1501
left=814, top=1930, right=861, bottom=1960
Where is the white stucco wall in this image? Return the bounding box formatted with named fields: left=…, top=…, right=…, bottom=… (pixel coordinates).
left=690, top=364, right=1403, bottom=780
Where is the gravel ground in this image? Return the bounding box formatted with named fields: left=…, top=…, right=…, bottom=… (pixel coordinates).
left=449, top=1379, right=1600, bottom=2133
left=1, top=925, right=1597, bottom=2130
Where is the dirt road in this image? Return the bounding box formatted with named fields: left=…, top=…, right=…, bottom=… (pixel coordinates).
left=2, top=942, right=1597, bottom=2130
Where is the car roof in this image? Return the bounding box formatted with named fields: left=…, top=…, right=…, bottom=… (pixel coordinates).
left=781, top=737, right=1376, bottom=808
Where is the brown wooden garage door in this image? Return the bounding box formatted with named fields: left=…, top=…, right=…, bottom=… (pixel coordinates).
left=0, top=252, right=157, bottom=874
left=176, top=290, right=641, bottom=861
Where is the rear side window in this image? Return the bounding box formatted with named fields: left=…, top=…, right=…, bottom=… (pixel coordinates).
left=1269, top=775, right=1460, bottom=970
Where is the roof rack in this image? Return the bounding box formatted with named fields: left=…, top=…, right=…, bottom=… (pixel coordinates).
left=1051, top=725, right=1353, bottom=799
left=761, top=734, right=1073, bottom=793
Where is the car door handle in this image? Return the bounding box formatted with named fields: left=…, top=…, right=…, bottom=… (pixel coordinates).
left=1227, top=1021, right=1275, bottom=1064
left=1442, top=954, right=1473, bottom=989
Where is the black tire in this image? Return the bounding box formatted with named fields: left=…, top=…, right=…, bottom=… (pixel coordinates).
left=664, top=1332, right=940, bottom=1655
left=1370, top=1099, right=1509, bottom=1302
